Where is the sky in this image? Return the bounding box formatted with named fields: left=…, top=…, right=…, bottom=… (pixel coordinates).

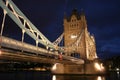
left=0, top=0, right=120, bottom=59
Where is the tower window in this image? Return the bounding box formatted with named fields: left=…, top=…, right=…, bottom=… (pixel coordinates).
left=70, top=34, right=77, bottom=39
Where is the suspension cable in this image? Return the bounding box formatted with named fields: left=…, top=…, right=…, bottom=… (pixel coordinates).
left=0, top=1, right=8, bottom=36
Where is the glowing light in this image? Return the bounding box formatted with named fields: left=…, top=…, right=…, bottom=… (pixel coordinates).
left=97, top=76, right=102, bottom=80
left=71, top=35, right=77, bottom=39
left=117, top=71, right=119, bottom=78
left=97, top=76, right=105, bottom=80
left=94, top=62, right=104, bottom=71
left=0, top=50, right=2, bottom=55
left=52, top=63, right=58, bottom=70
left=117, top=71, right=119, bottom=74
left=52, top=75, right=56, bottom=80
left=116, top=68, right=119, bottom=71
left=94, top=62, right=101, bottom=71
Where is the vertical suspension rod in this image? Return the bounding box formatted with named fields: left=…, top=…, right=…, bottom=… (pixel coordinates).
left=0, top=1, right=8, bottom=36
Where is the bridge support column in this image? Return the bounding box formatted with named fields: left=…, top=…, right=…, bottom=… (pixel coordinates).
left=51, top=62, right=105, bottom=74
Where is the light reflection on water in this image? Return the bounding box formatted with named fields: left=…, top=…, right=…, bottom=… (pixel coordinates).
left=52, top=75, right=56, bottom=80
left=0, top=71, right=120, bottom=80
left=97, top=76, right=105, bottom=80
left=52, top=72, right=120, bottom=80
left=117, top=71, right=120, bottom=78
left=52, top=75, right=106, bottom=80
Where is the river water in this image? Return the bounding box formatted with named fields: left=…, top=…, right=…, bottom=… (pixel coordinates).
left=0, top=71, right=119, bottom=80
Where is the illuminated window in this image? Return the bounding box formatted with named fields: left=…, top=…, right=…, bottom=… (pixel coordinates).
left=70, top=34, right=77, bottom=39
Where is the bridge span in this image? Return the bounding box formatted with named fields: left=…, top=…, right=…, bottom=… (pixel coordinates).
left=0, top=36, right=84, bottom=65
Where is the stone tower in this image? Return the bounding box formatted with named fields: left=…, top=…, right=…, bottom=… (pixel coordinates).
left=63, top=9, right=97, bottom=60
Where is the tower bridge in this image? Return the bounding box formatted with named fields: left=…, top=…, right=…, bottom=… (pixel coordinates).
left=0, top=0, right=105, bottom=74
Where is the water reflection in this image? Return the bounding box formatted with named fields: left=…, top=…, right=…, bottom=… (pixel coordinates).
left=97, top=76, right=105, bottom=80
left=0, top=71, right=120, bottom=80
left=52, top=75, right=106, bottom=80
left=52, top=75, right=56, bottom=80
left=117, top=71, right=119, bottom=78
